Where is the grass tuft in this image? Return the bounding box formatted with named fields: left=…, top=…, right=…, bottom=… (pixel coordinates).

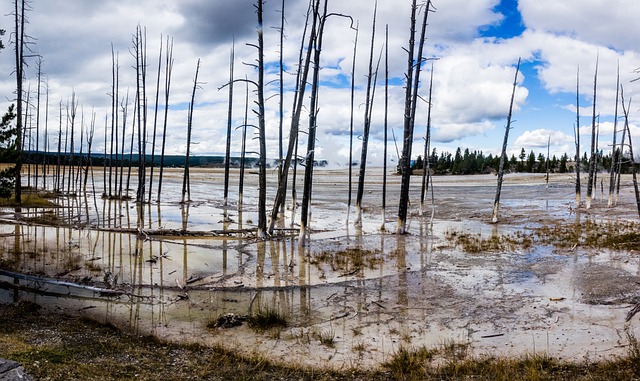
left=246, top=306, right=288, bottom=332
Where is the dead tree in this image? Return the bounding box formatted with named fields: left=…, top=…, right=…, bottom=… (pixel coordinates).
left=298, top=0, right=353, bottom=244
left=108, top=45, right=116, bottom=198
left=586, top=56, right=598, bottom=209
left=574, top=67, right=581, bottom=206
left=299, top=0, right=327, bottom=244
left=223, top=42, right=235, bottom=208
left=238, top=79, right=249, bottom=209
left=354, top=3, right=378, bottom=226
left=491, top=58, right=521, bottom=224
left=397, top=0, right=433, bottom=234
left=35, top=58, right=42, bottom=191
left=277, top=0, right=286, bottom=214
left=420, top=63, right=434, bottom=216
left=42, top=79, right=48, bottom=190
left=157, top=36, right=174, bottom=202
left=268, top=0, right=315, bottom=235
left=83, top=112, right=95, bottom=192
left=347, top=22, right=359, bottom=221
left=620, top=88, right=640, bottom=218
left=133, top=26, right=149, bottom=204
left=615, top=92, right=628, bottom=205
left=55, top=101, right=62, bottom=192
left=148, top=36, right=163, bottom=203
left=181, top=59, right=201, bottom=204
left=13, top=0, right=26, bottom=203
left=607, top=64, right=620, bottom=208
left=66, top=93, right=77, bottom=194
left=255, top=0, right=268, bottom=239
left=119, top=90, right=129, bottom=199
left=381, top=24, right=388, bottom=230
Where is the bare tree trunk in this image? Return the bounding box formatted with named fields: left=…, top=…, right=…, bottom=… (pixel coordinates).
left=381, top=24, right=388, bottom=230
left=620, top=88, right=639, bottom=218
left=14, top=0, right=26, bottom=203
left=157, top=36, right=174, bottom=202
left=586, top=56, right=598, bottom=209
left=55, top=101, right=62, bottom=192
left=615, top=97, right=627, bottom=205
left=223, top=42, right=235, bottom=208
left=397, top=0, right=432, bottom=234
left=268, top=0, right=315, bottom=235
left=84, top=112, right=95, bottom=192
left=126, top=96, right=137, bottom=197
left=134, top=25, right=148, bottom=204
left=182, top=59, right=200, bottom=204
left=148, top=36, right=163, bottom=203
left=277, top=0, right=286, bottom=214
left=355, top=3, right=378, bottom=226
left=545, top=135, right=550, bottom=188
left=239, top=79, right=249, bottom=210
left=119, top=90, right=129, bottom=199
left=35, top=59, right=42, bottom=191
left=420, top=64, right=434, bottom=216
left=43, top=80, right=49, bottom=190
left=574, top=67, right=581, bottom=207
left=491, top=58, right=521, bottom=224
left=109, top=45, right=116, bottom=198
left=256, top=0, right=268, bottom=239
left=347, top=22, right=359, bottom=222
left=67, top=93, right=77, bottom=195
left=299, top=0, right=326, bottom=245
left=608, top=64, right=620, bottom=207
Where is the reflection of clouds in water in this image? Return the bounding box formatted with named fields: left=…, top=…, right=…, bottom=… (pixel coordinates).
left=2, top=169, right=640, bottom=367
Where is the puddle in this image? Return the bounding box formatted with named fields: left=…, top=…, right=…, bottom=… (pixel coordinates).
left=1, top=168, right=640, bottom=368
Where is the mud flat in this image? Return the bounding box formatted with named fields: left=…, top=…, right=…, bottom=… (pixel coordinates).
left=1, top=168, right=639, bottom=369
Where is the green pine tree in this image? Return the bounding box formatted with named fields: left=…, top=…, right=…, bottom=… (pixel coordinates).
left=0, top=104, right=17, bottom=198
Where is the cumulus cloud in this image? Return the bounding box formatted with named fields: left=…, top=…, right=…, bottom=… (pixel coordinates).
left=0, top=0, right=639, bottom=166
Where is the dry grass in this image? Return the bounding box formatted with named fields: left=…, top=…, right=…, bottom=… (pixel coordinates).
left=1, top=302, right=640, bottom=380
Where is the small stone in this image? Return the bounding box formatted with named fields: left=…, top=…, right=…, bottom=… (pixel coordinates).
left=0, top=358, right=33, bottom=381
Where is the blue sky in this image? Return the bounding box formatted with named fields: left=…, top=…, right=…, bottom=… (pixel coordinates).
left=0, top=0, right=638, bottom=166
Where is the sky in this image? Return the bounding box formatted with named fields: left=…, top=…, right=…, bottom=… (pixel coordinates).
left=0, top=0, right=639, bottom=167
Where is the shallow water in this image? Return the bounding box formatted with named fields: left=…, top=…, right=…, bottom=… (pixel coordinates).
left=1, top=168, right=640, bottom=368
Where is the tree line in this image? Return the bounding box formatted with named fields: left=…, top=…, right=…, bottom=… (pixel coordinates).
left=411, top=146, right=632, bottom=176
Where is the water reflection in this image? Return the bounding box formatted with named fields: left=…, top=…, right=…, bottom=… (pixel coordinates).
left=2, top=170, right=640, bottom=367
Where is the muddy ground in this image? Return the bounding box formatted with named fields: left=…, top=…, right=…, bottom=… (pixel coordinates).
left=1, top=168, right=639, bottom=369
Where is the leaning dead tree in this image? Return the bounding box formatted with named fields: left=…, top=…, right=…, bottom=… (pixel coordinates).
left=299, top=0, right=353, bottom=244
left=397, top=0, right=433, bottom=234
left=354, top=3, right=378, bottom=226
left=299, top=0, right=328, bottom=244
left=586, top=55, right=598, bottom=209
left=268, top=0, right=315, bottom=235
left=574, top=67, right=581, bottom=207
left=491, top=57, right=521, bottom=224
left=620, top=88, right=640, bottom=218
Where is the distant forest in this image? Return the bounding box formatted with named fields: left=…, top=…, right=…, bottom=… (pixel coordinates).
left=411, top=147, right=633, bottom=175
left=12, top=147, right=632, bottom=175
left=18, top=152, right=329, bottom=169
